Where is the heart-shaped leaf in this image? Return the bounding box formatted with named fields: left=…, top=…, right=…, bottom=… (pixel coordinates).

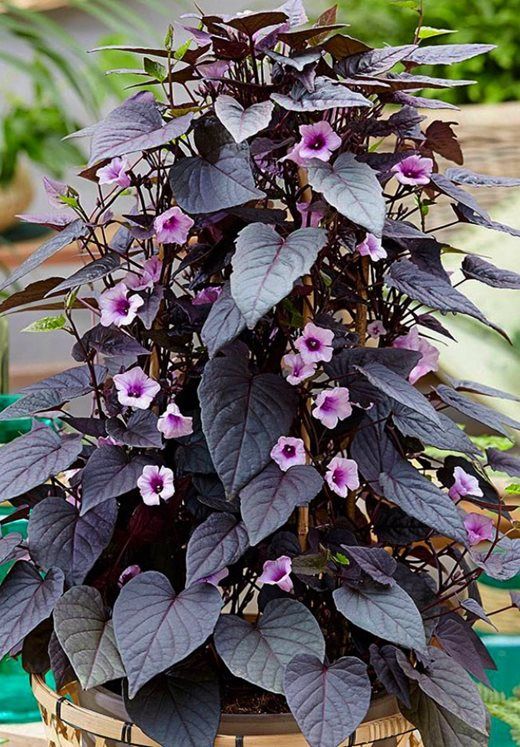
left=215, top=95, right=274, bottom=143
left=333, top=581, right=426, bottom=652
left=54, top=586, right=125, bottom=690
left=214, top=599, right=325, bottom=693
left=81, top=447, right=153, bottom=514
left=0, top=533, right=24, bottom=565
left=125, top=667, right=220, bottom=747
left=185, top=513, right=249, bottom=586
left=201, top=283, right=246, bottom=358
left=169, top=142, right=265, bottom=214
left=0, top=426, right=83, bottom=502
left=230, top=223, right=328, bottom=328
left=113, top=571, right=221, bottom=697
left=284, top=653, right=371, bottom=747
left=240, top=463, right=323, bottom=545
left=271, top=76, right=371, bottom=111
left=106, top=410, right=163, bottom=448
left=369, top=644, right=411, bottom=707
left=308, top=152, right=385, bottom=235
left=28, top=497, right=117, bottom=585
left=0, top=561, right=64, bottom=659
left=199, top=355, right=297, bottom=497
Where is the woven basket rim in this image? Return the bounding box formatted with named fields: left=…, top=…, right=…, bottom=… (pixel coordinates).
left=31, top=674, right=417, bottom=746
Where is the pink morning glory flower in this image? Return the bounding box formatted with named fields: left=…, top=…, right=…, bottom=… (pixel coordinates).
left=295, top=322, right=334, bottom=365
left=392, top=327, right=439, bottom=385
left=154, top=206, right=194, bottom=244
left=296, top=201, right=326, bottom=228
left=281, top=352, right=316, bottom=386
left=97, top=157, right=131, bottom=188
left=118, top=564, right=141, bottom=588
left=449, top=466, right=484, bottom=502
left=270, top=436, right=306, bottom=471
left=125, top=256, right=162, bottom=291
left=98, top=435, right=121, bottom=447
left=137, top=464, right=175, bottom=506
left=113, top=367, right=161, bottom=409
left=464, top=513, right=495, bottom=546
left=285, top=121, right=341, bottom=165
left=258, top=556, right=293, bottom=593
left=195, top=568, right=229, bottom=586
left=391, top=154, right=433, bottom=186
left=99, top=282, right=144, bottom=328
left=43, top=176, right=68, bottom=208
left=367, top=320, right=387, bottom=339
left=157, top=402, right=194, bottom=439
left=312, top=387, right=352, bottom=429
left=192, top=286, right=223, bottom=306
left=325, top=457, right=360, bottom=498
left=356, top=233, right=387, bottom=262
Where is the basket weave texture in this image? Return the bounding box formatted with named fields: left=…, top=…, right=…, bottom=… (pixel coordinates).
left=31, top=675, right=422, bottom=747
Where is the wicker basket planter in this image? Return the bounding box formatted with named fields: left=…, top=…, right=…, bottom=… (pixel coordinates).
left=31, top=674, right=422, bottom=747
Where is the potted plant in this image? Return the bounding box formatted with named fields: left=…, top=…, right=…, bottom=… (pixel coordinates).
left=0, top=3, right=518, bottom=746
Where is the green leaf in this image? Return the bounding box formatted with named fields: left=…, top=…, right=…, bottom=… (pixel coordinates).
left=417, top=26, right=456, bottom=40
left=471, top=435, right=514, bottom=451
left=505, top=484, right=520, bottom=495
left=174, top=39, right=192, bottom=61
left=390, top=0, right=419, bottom=10
left=143, top=57, right=167, bottom=82
left=23, top=315, right=67, bottom=333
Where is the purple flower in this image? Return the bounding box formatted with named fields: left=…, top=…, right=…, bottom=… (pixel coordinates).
left=154, top=206, right=194, bottom=244
left=137, top=465, right=175, bottom=506
left=281, top=352, right=316, bottom=385
left=392, top=327, right=439, bottom=385
left=464, top=513, right=495, bottom=546
left=258, top=555, right=293, bottom=593
left=125, top=256, right=162, bottom=291
left=43, top=176, right=67, bottom=208
left=296, top=200, right=326, bottom=228
left=325, top=457, right=360, bottom=498
left=97, top=435, right=121, bottom=447
left=118, top=564, right=141, bottom=588
left=367, top=320, right=387, bottom=339
left=157, top=402, right=194, bottom=439
left=270, top=436, right=306, bottom=471
left=312, top=387, right=352, bottom=429
left=356, top=233, right=387, bottom=262
left=99, top=282, right=144, bottom=328
left=449, top=467, right=484, bottom=502
left=285, top=121, right=341, bottom=165
left=192, top=286, right=223, bottom=306
left=195, top=568, right=229, bottom=586
left=295, top=322, right=334, bottom=365
left=97, top=157, right=131, bottom=188
left=113, top=367, right=161, bottom=409
left=391, top=154, right=433, bottom=186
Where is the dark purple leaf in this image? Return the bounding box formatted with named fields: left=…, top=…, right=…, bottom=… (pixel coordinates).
left=271, top=77, right=371, bottom=111
left=50, top=253, right=121, bottom=295
left=435, top=612, right=496, bottom=686
left=0, top=561, right=64, bottom=659
left=266, top=48, right=322, bottom=71
left=0, top=220, right=87, bottom=292
left=455, top=203, right=520, bottom=238
left=224, top=10, right=289, bottom=35
left=215, top=95, right=274, bottom=143
left=402, top=686, right=488, bottom=747
left=416, top=313, right=457, bottom=341
left=369, top=644, right=411, bottom=707
left=113, top=571, right=222, bottom=697
left=0, top=426, right=82, bottom=502
left=214, top=599, right=325, bottom=694
left=322, top=33, right=371, bottom=60
left=106, top=410, right=163, bottom=448
left=486, top=448, right=520, bottom=477
left=451, top=379, right=520, bottom=401
left=62, top=416, right=107, bottom=438
left=379, top=461, right=466, bottom=543
left=72, top=324, right=149, bottom=362
left=396, top=647, right=487, bottom=734
left=339, top=45, right=417, bottom=76
left=373, top=504, right=430, bottom=546
left=350, top=403, right=398, bottom=486
left=435, top=385, right=520, bottom=437
left=169, top=142, right=264, bottom=214
left=185, top=512, right=249, bottom=586
left=342, top=546, right=396, bottom=586
left=0, top=533, right=24, bottom=565
left=22, top=618, right=52, bottom=675
left=201, top=283, right=246, bottom=358
left=54, top=586, right=125, bottom=689
left=392, top=403, right=480, bottom=456
left=445, top=167, right=520, bottom=188
left=386, top=72, right=476, bottom=90
left=308, top=152, right=385, bottom=235
left=392, top=92, right=460, bottom=110
left=462, top=255, right=520, bottom=289
left=461, top=598, right=496, bottom=628
left=284, top=653, right=371, bottom=747
left=48, top=632, right=75, bottom=692
left=240, top=463, right=323, bottom=545
left=384, top=218, right=429, bottom=240
left=430, top=173, right=489, bottom=219
left=125, top=667, right=220, bottom=747
left=230, top=224, right=328, bottom=328
left=409, top=239, right=451, bottom=281
left=327, top=347, right=421, bottom=382
left=28, top=497, right=116, bottom=585
left=0, top=365, right=107, bottom=421
left=0, top=277, right=64, bottom=314
left=199, top=355, right=297, bottom=496
left=471, top=537, right=520, bottom=581
left=138, top=285, right=164, bottom=330
left=18, top=212, right=76, bottom=230
left=386, top=260, right=496, bottom=330
left=425, top=121, right=463, bottom=165
left=333, top=582, right=426, bottom=651
left=406, top=44, right=495, bottom=67
left=81, top=447, right=153, bottom=513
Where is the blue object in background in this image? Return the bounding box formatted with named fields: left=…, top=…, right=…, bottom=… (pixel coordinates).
left=481, top=635, right=520, bottom=747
